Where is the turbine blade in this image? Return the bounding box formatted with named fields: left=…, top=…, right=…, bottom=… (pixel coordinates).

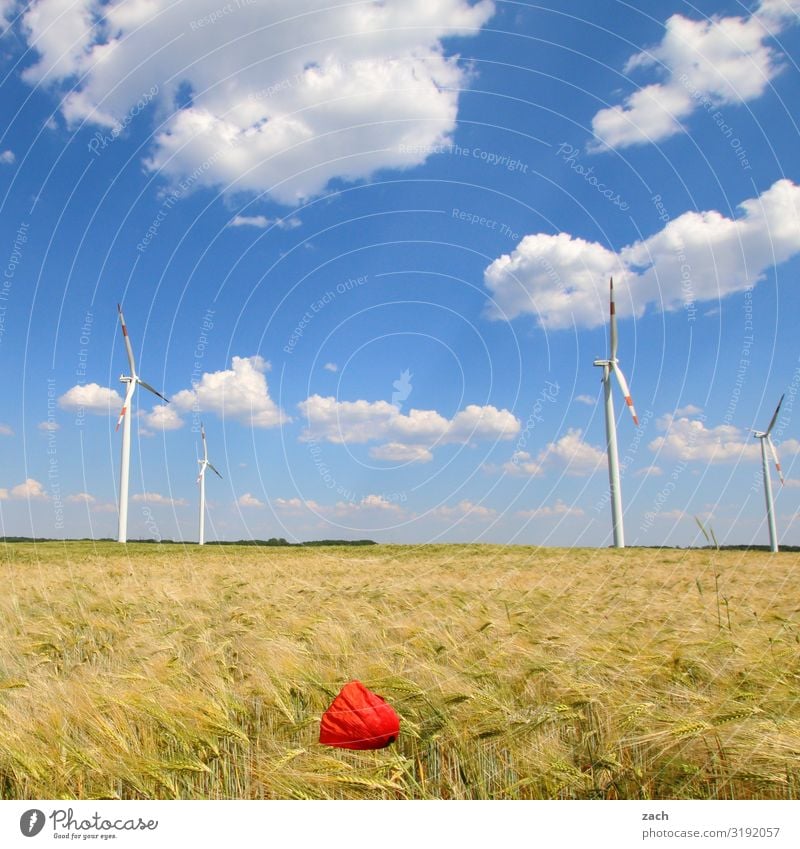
left=197, top=463, right=205, bottom=484
left=765, top=394, right=784, bottom=436
left=137, top=378, right=169, bottom=403
left=611, top=362, right=639, bottom=425
left=115, top=383, right=135, bottom=432
left=117, top=304, right=137, bottom=376
left=609, top=277, right=618, bottom=360
left=767, top=436, right=784, bottom=485
left=207, top=461, right=223, bottom=479
left=201, top=423, right=208, bottom=462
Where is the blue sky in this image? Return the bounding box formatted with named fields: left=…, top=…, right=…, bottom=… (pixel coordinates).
left=1, top=0, right=799, bottom=545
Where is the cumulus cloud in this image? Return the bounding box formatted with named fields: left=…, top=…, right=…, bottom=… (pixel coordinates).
left=575, top=394, right=595, bottom=406
left=228, top=214, right=301, bottom=229
left=20, top=0, right=494, bottom=203
left=238, top=492, right=264, bottom=508
left=173, top=355, right=287, bottom=428
left=273, top=496, right=321, bottom=512
left=484, top=179, right=800, bottom=328
left=590, top=1, right=800, bottom=150
left=369, top=442, right=434, bottom=463
left=516, top=499, right=585, bottom=519
left=140, top=404, right=184, bottom=431
left=323, top=363, right=338, bottom=373
left=503, top=428, right=605, bottom=477
left=0, top=478, right=48, bottom=500
left=58, top=383, right=123, bottom=415
left=649, top=412, right=800, bottom=463
left=274, top=495, right=404, bottom=517
left=37, top=421, right=60, bottom=432
left=332, top=494, right=406, bottom=517
left=635, top=464, right=664, bottom=477
left=0, top=424, right=13, bottom=436
left=131, top=492, right=187, bottom=506
left=430, top=500, right=496, bottom=520
left=299, top=396, right=519, bottom=456
left=67, top=492, right=95, bottom=503
left=0, top=150, right=14, bottom=164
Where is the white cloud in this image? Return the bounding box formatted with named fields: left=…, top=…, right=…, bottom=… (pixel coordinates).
left=131, top=492, right=187, bottom=506
left=37, top=420, right=60, bottom=432
left=484, top=179, right=800, bottom=328
left=0, top=150, right=14, bottom=164
left=575, top=394, right=595, bottom=405
left=369, top=442, right=434, bottom=464
left=504, top=428, right=605, bottom=477
left=332, top=494, right=406, bottom=516
left=0, top=0, right=15, bottom=28
left=649, top=412, right=800, bottom=463
left=0, top=423, right=13, bottom=436
left=92, top=502, right=118, bottom=513
left=502, top=450, right=543, bottom=478
left=228, top=214, right=301, bottom=229
left=516, top=499, right=585, bottom=519
left=173, top=355, right=287, bottom=428
left=323, top=363, right=338, bottom=373
left=635, top=464, right=664, bottom=477
left=140, top=404, right=184, bottom=431
left=21, top=0, right=494, bottom=204
left=0, top=478, right=48, bottom=500
left=274, top=494, right=404, bottom=518
left=674, top=404, right=703, bottom=417
left=238, top=492, right=264, bottom=508
left=229, top=215, right=269, bottom=229
left=299, top=395, right=519, bottom=452
left=67, top=492, right=95, bottom=503
left=430, top=499, right=496, bottom=520
left=273, top=496, right=321, bottom=512
left=590, top=1, right=800, bottom=150
left=58, top=383, right=123, bottom=415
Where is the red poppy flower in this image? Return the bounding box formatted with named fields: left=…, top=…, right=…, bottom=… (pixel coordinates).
left=319, top=681, right=400, bottom=750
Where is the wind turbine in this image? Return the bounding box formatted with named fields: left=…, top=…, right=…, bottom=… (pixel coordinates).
left=197, top=423, right=222, bottom=545
left=593, top=278, right=639, bottom=548
left=115, top=304, right=169, bottom=544
left=753, top=394, right=784, bottom=553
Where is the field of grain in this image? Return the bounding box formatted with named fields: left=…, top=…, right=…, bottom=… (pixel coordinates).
left=0, top=542, right=798, bottom=799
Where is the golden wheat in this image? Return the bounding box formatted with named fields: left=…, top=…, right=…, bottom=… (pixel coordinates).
left=0, top=542, right=798, bottom=799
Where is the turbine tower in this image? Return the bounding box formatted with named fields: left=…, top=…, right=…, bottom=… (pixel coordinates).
left=753, top=394, right=784, bottom=553
left=593, top=278, right=639, bottom=548
left=197, top=423, right=222, bottom=546
left=115, top=304, right=169, bottom=543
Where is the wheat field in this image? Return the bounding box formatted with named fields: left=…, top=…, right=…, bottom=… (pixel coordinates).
left=0, top=541, right=798, bottom=800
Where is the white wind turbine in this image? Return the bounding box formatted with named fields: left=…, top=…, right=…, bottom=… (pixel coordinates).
left=115, top=304, right=169, bottom=544
left=197, top=423, right=222, bottom=546
left=593, top=278, right=639, bottom=548
left=753, top=394, right=785, bottom=553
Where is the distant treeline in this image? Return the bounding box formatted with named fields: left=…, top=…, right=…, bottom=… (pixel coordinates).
left=2, top=538, right=797, bottom=551
left=0, top=537, right=378, bottom=547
